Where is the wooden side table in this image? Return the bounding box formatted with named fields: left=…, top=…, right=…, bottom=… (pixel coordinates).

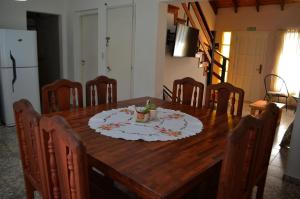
left=249, top=100, right=285, bottom=126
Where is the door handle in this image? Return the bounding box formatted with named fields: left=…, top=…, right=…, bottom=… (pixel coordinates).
left=256, top=64, right=263, bottom=74
left=10, top=50, right=17, bottom=92
left=81, top=60, right=86, bottom=66
left=106, top=66, right=111, bottom=72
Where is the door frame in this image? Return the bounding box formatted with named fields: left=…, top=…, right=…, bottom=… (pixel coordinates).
left=73, top=8, right=99, bottom=83
left=27, top=11, right=64, bottom=79
left=105, top=3, right=135, bottom=99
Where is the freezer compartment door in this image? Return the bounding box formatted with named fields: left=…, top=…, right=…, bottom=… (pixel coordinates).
left=0, top=67, right=40, bottom=126
left=0, top=29, right=38, bottom=67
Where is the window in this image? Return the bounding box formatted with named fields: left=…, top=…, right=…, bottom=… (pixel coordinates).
left=275, top=30, right=300, bottom=95
left=220, top=32, right=231, bottom=81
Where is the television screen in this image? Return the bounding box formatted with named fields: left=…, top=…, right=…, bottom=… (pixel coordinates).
left=172, top=24, right=199, bottom=57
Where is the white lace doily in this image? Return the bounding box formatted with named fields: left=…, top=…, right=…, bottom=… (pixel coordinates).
left=88, top=107, right=203, bottom=141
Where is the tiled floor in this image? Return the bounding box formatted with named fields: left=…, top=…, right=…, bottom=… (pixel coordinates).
left=0, top=126, right=27, bottom=199
left=0, top=104, right=300, bottom=199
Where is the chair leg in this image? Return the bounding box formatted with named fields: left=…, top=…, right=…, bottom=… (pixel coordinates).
left=256, top=174, right=267, bottom=199
left=24, top=177, right=35, bottom=199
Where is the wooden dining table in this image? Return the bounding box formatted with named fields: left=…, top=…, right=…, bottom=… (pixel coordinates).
left=48, top=97, right=241, bottom=199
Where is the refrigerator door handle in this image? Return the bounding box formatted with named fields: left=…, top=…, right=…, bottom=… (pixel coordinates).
left=10, top=50, right=17, bottom=92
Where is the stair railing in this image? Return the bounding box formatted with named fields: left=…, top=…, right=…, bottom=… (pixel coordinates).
left=181, top=2, right=212, bottom=62
left=169, top=3, right=230, bottom=85
left=192, top=2, right=230, bottom=84
left=163, top=85, right=173, bottom=101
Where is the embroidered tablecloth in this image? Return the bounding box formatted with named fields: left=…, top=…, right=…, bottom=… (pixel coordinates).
left=88, top=107, right=203, bottom=141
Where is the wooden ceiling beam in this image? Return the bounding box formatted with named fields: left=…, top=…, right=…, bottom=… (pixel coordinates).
left=209, top=0, right=218, bottom=15
left=281, top=0, right=286, bottom=10
left=256, top=0, right=260, bottom=12
left=214, top=0, right=293, bottom=11
left=233, top=0, right=238, bottom=13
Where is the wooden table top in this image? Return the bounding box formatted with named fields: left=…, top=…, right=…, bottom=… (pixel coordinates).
left=48, top=97, right=240, bottom=199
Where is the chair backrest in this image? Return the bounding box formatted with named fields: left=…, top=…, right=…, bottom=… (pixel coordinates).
left=13, top=99, right=48, bottom=198
left=252, top=103, right=279, bottom=184
left=172, top=77, right=204, bottom=108
left=39, top=116, right=89, bottom=199
left=264, top=74, right=289, bottom=95
left=217, top=115, right=262, bottom=199
left=86, top=75, right=117, bottom=106
left=205, top=82, right=244, bottom=117
left=42, top=79, right=83, bottom=114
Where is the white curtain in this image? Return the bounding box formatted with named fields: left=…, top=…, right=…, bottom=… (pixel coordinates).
left=275, top=29, right=300, bottom=95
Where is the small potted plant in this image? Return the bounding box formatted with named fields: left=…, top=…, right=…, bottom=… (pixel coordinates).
left=134, top=100, right=157, bottom=122
left=145, top=103, right=157, bottom=121
left=135, top=107, right=150, bottom=123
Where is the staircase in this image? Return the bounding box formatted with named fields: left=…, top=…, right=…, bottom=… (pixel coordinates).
left=167, top=2, right=229, bottom=85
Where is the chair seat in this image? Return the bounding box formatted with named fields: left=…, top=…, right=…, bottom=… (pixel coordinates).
left=267, top=91, right=288, bottom=97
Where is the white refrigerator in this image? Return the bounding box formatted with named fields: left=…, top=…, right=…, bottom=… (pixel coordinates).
left=0, top=29, right=41, bottom=126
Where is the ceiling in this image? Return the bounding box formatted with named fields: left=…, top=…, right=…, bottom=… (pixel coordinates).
left=209, top=0, right=300, bottom=13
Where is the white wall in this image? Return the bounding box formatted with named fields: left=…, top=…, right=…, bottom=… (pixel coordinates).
left=199, top=0, right=216, bottom=31
left=155, top=3, right=168, bottom=98
left=286, top=98, right=300, bottom=180
left=215, top=3, right=300, bottom=31
left=134, top=0, right=161, bottom=97
left=164, top=7, right=206, bottom=89
left=0, top=0, right=69, bottom=78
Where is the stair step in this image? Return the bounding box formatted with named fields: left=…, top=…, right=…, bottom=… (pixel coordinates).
left=176, top=18, right=186, bottom=24
left=168, top=4, right=180, bottom=13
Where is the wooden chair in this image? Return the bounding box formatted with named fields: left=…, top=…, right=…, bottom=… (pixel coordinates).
left=172, top=77, right=204, bottom=108
left=217, top=115, right=262, bottom=199
left=217, top=103, right=279, bottom=199
left=250, top=103, right=280, bottom=199
left=39, top=115, right=89, bottom=199
left=39, top=116, right=130, bottom=199
left=264, top=74, right=289, bottom=109
left=13, top=99, right=48, bottom=199
left=205, top=82, right=244, bottom=117
left=86, top=75, right=117, bottom=106
left=42, top=79, right=83, bottom=113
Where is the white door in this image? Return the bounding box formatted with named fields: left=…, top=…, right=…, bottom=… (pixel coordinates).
left=228, top=31, right=269, bottom=102
left=106, top=5, right=133, bottom=100
left=80, top=14, right=98, bottom=86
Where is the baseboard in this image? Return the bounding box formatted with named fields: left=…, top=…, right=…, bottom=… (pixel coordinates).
left=283, top=174, right=300, bottom=185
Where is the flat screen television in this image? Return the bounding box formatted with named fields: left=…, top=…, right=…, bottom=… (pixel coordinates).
left=172, top=24, right=199, bottom=57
